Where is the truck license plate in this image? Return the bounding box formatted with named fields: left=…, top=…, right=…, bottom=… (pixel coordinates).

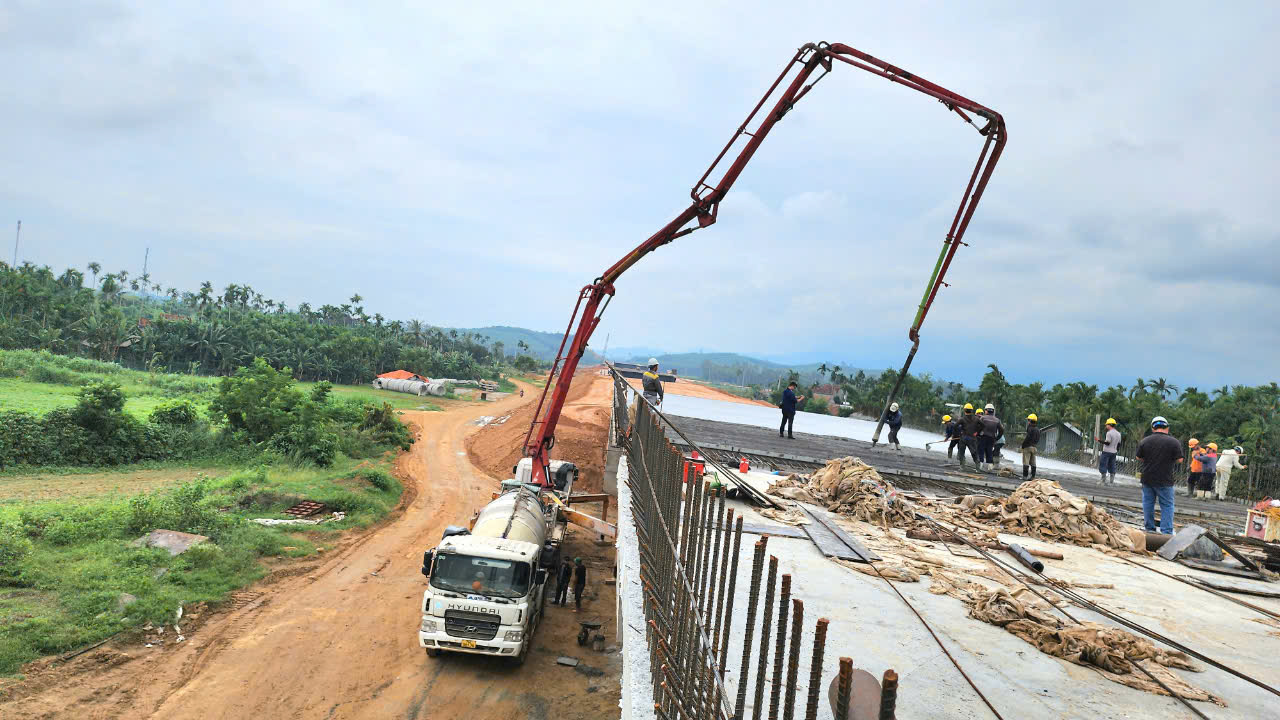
left=461, top=639, right=476, bottom=649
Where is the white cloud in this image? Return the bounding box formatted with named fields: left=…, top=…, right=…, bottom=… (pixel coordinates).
left=1, top=0, right=1277, bottom=387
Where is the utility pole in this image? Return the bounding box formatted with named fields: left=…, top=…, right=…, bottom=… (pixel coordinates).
left=11, top=220, right=19, bottom=266
left=142, top=247, right=149, bottom=277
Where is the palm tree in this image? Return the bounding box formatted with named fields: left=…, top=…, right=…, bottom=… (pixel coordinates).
left=87, top=262, right=101, bottom=288
left=1150, top=377, right=1178, bottom=400
left=1212, top=385, right=1231, bottom=400
left=1129, top=378, right=1147, bottom=399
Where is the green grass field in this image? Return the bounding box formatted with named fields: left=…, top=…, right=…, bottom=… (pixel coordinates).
left=0, top=454, right=402, bottom=676
left=0, top=349, right=425, bottom=676
left=297, top=382, right=442, bottom=412
left=0, top=350, right=443, bottom=419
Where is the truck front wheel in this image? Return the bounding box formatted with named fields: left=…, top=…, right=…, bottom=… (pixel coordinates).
left=425, top=647, right=442, bottom=658
left=512, top=641, right=529, bottom=666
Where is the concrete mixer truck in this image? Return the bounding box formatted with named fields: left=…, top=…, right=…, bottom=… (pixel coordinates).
left=418, top=458, right=609, bottom=665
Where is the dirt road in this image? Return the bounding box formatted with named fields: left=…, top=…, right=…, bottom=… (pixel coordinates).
left=1, top=383, right=620, bottom=720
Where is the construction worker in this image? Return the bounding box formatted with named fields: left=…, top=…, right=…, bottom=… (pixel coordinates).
left=1186, top=438, right=1203, bottom=497
left=572, top=557, right=588, bottom=613
left=779, top=381, right=803, bottom=439
left=1094, top=418, right=1121, bottom=485
left=882, top=402, right=903, bottom=451
left=1214, top=446, right=1248, bottom=501
left=1192, top=443, right=1219, bottom=499
left=942, top=415, right=961, bottom=458
left=642, top=358, right=664, bottom=409
left=1021, top=414, right=1040, bottom=479
left=1136, top=416, right=1182, bottom=534
left=554, top=559, right=572, bottom=605
left=957, top=403, right=981, bottom=468
left=978, top=404, right=1004, bottom=471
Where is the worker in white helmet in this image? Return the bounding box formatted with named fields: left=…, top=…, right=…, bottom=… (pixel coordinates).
left=641, top=358, right=664, bottom=409
left=881, top=402, right=903, bottom=451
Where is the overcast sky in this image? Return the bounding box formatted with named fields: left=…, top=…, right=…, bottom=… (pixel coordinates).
left=2, top=1, right=1277, bottom=389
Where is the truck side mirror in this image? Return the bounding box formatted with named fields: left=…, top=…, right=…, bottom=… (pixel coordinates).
left=535, top=569, right=548, bottom=585
left=421, top=550, right=434, bottom=577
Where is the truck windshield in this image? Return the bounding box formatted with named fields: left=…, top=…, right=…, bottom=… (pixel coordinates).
left=431, top=553, right=531, bottom=599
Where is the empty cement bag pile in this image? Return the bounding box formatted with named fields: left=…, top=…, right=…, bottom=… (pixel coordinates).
left=928, top=572, right=1224, bottom=704
left=770, top=456, right=916, bottom=527
left=963, top=479, right=1134, bottom=551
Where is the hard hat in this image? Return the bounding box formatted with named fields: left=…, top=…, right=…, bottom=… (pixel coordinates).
left=1207, top=442, right=1218, bottom=451
left=574, top=557, right=583, bottom=563
left=1188, top=438, right=1199, bottom=447
left=1105, top=418, right=1117, bottom=426
left=984, top=403, right=995, bottom=412
left=1027, top=413, right=1038, bottom=421
left=1234, top=445, right=1244, bottom=454
left=647, top=357, right=659, bottom=367
left=976, top=408, right=984, bottom=415
left=1151, top=416, right=1169, bottom=429
left=889, top=402, right=899, bottom=412
left=963, top=403, right=974, bottom=411
left=942, top=415, right=952, bottom=423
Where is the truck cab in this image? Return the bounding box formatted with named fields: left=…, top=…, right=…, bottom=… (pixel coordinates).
left=419, top=534, right=547, bottom=663
left=418, top=482, right=567, bottom=664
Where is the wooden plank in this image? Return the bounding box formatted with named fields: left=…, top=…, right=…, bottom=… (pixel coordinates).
left=800, top=504, right=880, bottom=563
left=1181, top=576, right=1280, bottom=599
left=795, top=505, right=875, bottom=563
left=1176, top=558, right=1263, bottom=580
left=708, top=522, right=809, bottom=540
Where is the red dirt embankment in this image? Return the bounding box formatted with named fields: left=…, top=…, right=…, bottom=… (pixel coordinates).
left=467, top=371, right=613, bottom=493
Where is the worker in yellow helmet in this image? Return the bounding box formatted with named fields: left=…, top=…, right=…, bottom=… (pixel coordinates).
left=956, top=403, right=982, bottom=468
left=1021, top=413, right=1040, bottom=479
left=942, top=414, right=961, bottom=459
left=1093, top=418, right=1121, bottom=485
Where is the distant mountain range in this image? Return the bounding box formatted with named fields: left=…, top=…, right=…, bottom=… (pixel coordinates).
left=451, top=327, right=873, bottom=386
left=614, top=350, right=869, bottom=387
left=452, top=326, right=602, bottom=364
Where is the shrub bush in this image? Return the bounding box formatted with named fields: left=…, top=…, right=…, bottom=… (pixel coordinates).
left=150, top=399, right=199, bottom=426
left=0, top=519, right=33, bottom=580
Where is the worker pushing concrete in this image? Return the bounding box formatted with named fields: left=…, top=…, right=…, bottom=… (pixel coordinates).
left=882, top=402, right=904, bottom=451
left=1021, top=413, right=1040, bottom=479
left=641, top=358, right=664, bottom=409
left=1136, top=416, right=1182, bottom=534
left=942, top=414, right=960, bottom=458
left=978, top=404, right=1003, bottom=471
left=1215, top=445, right=1248, bottom=501
left=1094, top=418, right=1121, bottom=485
left=957, top=403, right=981, bottom=468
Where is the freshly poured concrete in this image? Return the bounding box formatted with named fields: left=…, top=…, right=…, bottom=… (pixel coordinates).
left=658, top=394, right=1137, bottom=482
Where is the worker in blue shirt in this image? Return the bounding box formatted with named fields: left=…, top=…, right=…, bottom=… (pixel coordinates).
left=779, top=381, right=803, bottom=439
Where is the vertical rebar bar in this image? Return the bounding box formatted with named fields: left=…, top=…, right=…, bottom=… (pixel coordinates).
left=878, top=669, right=898, bottom=720
left=782, top=599, right=804, bottom=720
left=705, top=491, right=725, bottom=629
left=768, top=574, right=792, bottom=720
left=803, top=618, right=828, bottom=720
left=719, top=516, right=743, bottom=673
left=712, top=508, right=734, bottom=661
left=751, top=556, right=778, bottom=720
left=734, top=538, right=768, bottom=719
left=834, top=658, right=852, bottom=720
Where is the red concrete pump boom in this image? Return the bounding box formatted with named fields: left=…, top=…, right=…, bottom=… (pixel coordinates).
left=522, top=41, right=1007, bottom=486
